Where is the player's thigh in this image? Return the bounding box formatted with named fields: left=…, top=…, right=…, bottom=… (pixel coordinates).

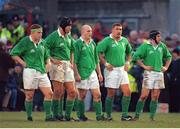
left=151, top=89, right=160, bottom=100
left=107, top=88, right=116, bottom=98
left=91, top=88, right=101, bottom=101
left=64, top=81, right=76, bottom=94
left=120, top=84, right=131, bottom=96
left=139, top=88, right=150, bottom=100
left=39, top=87, right=53, bottom=100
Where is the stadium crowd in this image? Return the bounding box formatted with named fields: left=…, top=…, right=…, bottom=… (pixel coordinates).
left=0, top=14, right=180, bottom=115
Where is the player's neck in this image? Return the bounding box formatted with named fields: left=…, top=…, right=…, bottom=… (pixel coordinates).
left=60, top=28, right=66, bottom=37
left=82, top=36, right=90, bottom=44
left=30, top=35, right=40, bottom=44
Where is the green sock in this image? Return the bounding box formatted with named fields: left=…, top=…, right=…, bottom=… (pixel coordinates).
left=121, top=96, right=131, bottom=117
left=52, top=100, right=59, bottom=117
left=105, top=97, right=114, bottom=117
left=93, top=101, right=102, bottom=118
left=25, top=101, right=33, bottom=118
left=59, top=99, right=64, bottom=116
left=74, top=98, right=78, bottom=111
left=135, top=100, right=145, bottom=118
left=43, top=100, right=52, bottom=119
left=150, top=100, right=158, bottom=119
left=77, top=100, right=85, bottom=118
left=65, top=100, right=74, bottom=119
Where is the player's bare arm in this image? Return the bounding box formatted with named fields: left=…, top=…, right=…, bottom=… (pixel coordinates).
left=99, top=53, right=113, bottom=71
left=73, top=63, right=81, bottom=82
left=161, top=59, right=171, bottom=72
left=137, top=59, right=153, bottom=71
left=96, top=63, right=103, bottom=83
left=124, top=54, right=131, bottom=71
left=12, top=56, right=26, bottom=67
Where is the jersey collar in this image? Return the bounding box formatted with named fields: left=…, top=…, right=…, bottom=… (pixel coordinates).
left=57, top=28, right=71, bottom=38
left=29, top=36, right=42, bottom=48
left=109, top=34, right=123, bottom=42
left=80, top=37, right=92, bottom=45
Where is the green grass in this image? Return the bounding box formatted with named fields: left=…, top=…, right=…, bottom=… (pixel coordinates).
left=0, top=112, right=180, bottom=128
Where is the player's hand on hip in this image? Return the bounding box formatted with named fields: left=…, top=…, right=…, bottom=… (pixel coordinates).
left=161, top=66, right=167, bottom=72
left=105, top=63, right=113, bottom=71
left=51, top=58, right=62, bottom=65
left=75, top=74, right=81, bottom=82
left=21, top=62, right=27, bottom=68
left=144, top=65, right=153, bottom=71
left=98, top=73, right=103, bottom=83
left=46, top=63, right=51, bottom=73
left=124, top=64, right=129, bottom=71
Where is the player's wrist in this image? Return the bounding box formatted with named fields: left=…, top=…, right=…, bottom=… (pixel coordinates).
left=125, top=61, right=130, bottom=65
left=105, top=62, right=110, bottom=67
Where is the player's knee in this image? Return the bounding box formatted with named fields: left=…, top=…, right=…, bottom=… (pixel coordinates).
left=151, top=95, right=159, bottom=100
left=79, top=93, right=86, bottom=100
left=68, top=90, right=76, bottom=99
left=53, top=90, right=63, bottom=98
left=140, top=95, right=148, bottom=101
left=26, top=94, right=33, bottom=101
left=45, top=91, right=53, bottom=99
left=123, top=90, right=131, bottom=96
left=93, top=93, right=101, bottom=102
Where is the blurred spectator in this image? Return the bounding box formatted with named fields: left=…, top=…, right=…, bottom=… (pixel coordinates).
left=138, top=30, right=149, bottom=44
left=12, top=15, right=25, bottom=44
left=42, top=20, right=50, bottom=38
left=171, top=33, right=179, bottom=44
left=168, top=48, right=180, bottom=112
left=6, top=68, right=18, bottom=111
left=0, top=43, right=15, bottom=111
left=32, top=14, right=43, bottom=25
left=71, top=18, right=81, bottom=39
left=14, top=64, right=25, bottom=111
left=2, top=21, right=14, bottom=50
left=121, top=20, right=131, bottom=37
left=0, top=21, right=8, bottom=45
left=165, top=36, right=174, bottom=51
left=128, top=30, right=140, bottom=51
left=92, top=21, right=110, bottom=43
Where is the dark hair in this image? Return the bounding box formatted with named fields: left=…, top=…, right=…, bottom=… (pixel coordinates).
left=172, top=48, right=180, bottom=55
left=30, top=24, right=42, bottom=30
left=112, top=23, right=122, bottom=28
left=59, top=17, right=72, bottom=31
left=149, top=30, right=160, bottom=40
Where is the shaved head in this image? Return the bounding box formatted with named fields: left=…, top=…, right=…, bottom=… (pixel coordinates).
left=81, top=25, right=92, bottom=34
left=81, top=24, right=92, bottom=41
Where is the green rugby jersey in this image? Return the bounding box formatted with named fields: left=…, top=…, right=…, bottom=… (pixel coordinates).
left=97, top=35, right=132, bottom=67
left=74, top=37, right=98, bottom=79
left=10, top=36, right=49, bottom=73
left=132, top=41, right=172, bottom=72
left=45, top=29, right=75, bottom=61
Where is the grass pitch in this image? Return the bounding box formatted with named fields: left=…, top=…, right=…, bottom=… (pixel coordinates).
left=0, top=111, right=180, bottom=128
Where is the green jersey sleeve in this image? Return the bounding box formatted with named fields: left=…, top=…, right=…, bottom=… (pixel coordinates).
left=94, top=42, right=99, bottom=64
left=10, top=37, right=27, bottom=56
left=125, top=39, right=132, bottom=55
left=74, top=40, right=81, bottom=64
left=97, top=38, right=109, bottom=53
left=132, top=43, right=147, bottom=62
left=162, top=43, right=172, bottom=60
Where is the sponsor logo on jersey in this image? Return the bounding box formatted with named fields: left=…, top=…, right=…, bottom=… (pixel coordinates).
left=30, top=49, right=35, bottom=53
left=149, top=50, right=154, bottom=54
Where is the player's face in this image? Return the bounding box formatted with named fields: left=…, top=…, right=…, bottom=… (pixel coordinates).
left=65, top=25, right=72, bottom=33
left=33, top=31, right=42, bottom=41
left=156, top=34, right=161, bottom=43
left=84, top=27, right=92, bottom=40
left=112, top=26, right=122, bottom=38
